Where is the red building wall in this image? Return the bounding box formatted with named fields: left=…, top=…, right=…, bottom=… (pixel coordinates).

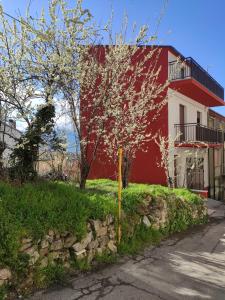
left=87, top=46, right=170, bottom=185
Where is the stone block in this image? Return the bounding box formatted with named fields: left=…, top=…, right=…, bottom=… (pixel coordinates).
left=143, top=216, right=151, bottom=228
left=20, top=242, right=33, bottom=252
left=96, top=226, right=108, bottom=237
left=98, top=235, right=109, bottom=247
left=50, top=239, right=63, bottom=251
left=64, top=235, right=77, bottom=248
left=108, top=240, right=117, bottom=253
left=87, top=239, right=99, bottom=250
left=81, top=231, right=93, bottom=249
left=45, top=234, right=54, bottom=243
left=29, top=251, right=40, bottom=265
left=74, top=249, right=86, bottom=260
left=48, top=230, right=55, bottom=237
left=0, top=268, right=12, bottom=281
left=24, top=246, right=37, bottom=256
left=40, top=239, right=49, bottom=249
left=72, top=242, right=84, bottom=252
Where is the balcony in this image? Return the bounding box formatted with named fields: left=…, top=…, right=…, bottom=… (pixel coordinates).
left=169, top=58, right=224, bottom=106
left=174, top=123, right=224, bottom=145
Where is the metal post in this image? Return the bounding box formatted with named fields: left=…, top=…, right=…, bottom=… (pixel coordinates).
left=118, top=148, right=123, bottom=244
left=221, top=130, right=225, bottom=200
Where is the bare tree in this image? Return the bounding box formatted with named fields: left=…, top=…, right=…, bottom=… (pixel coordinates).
left=155, top=132, right=209, bottom=189
left=154, top=133, right=177, bottom=188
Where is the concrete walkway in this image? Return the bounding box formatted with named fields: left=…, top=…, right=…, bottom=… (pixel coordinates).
left=30, top=199, right=225, bottom=300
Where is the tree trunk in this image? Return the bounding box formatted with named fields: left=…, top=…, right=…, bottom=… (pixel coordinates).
left=80, top=176, right=87, bottom=189
left=166, top=172, right=174, bottom=189
left=79, top=161, right=90, bottom=189
left=122, top=156, right=131, bottom=189
left=0, top=142, right=6, bottom=178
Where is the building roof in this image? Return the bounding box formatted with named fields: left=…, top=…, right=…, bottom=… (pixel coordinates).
left=0, top=119, right=21, bottom=134
left=209, top=109, right=225, bottom=122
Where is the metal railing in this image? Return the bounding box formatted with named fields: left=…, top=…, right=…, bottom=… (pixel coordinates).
left=174, top=123, right=224, bottom=144
left=169, top=57, right=224, bottom=99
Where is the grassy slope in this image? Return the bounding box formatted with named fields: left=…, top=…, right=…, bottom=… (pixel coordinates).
left=0, top=179, right=204, bottom=238
left=0, top=179, right=205, bottom=270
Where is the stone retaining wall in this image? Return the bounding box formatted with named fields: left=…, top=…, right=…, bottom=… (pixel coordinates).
left=0, top=195, right=207, bottom=295
left=0, top=214, right=117, bottom=289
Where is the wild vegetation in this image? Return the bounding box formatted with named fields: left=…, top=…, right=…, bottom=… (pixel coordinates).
left=0, top=179, right=207, bottom=298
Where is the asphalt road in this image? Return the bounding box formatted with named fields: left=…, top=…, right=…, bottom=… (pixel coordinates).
left=30, top=199, right=225, bottom=300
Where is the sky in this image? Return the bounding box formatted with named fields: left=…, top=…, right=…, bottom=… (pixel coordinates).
left=1, top=0, right=225, bottom=119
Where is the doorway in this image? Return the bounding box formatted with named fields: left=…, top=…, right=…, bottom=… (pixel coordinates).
left=179, top=104, right=185, bottom=141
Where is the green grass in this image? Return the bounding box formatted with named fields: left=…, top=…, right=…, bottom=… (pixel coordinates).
left=118, top=225, right=163, bottom=255
left=34, top=264, right=66, bottom=288
left=0, top=286, right=7, bottom=300
left=95, top=251, right=118, bottom=265
left=0, top=180, right=116, bottom=271
left=71, top=257, right=91, bottom=271
left=0, top=180, right=116, bottom=239
left=0, top=178, right=206, bottom=282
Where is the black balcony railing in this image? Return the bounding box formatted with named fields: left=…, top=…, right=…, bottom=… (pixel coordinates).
left=174, top=123, right=224, bottom=144
left=169, top=57, right=224, bottom=100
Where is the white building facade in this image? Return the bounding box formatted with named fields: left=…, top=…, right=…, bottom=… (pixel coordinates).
left=167, top=47, right=225, bottom=199
left=0, top=120, right=21, bottom=166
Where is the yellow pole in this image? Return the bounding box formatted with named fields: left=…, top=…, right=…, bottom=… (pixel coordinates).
left=118, top=148, right=123, bottom=244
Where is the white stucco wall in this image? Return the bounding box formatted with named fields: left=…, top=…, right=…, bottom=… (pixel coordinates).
left=167, top=88, right=209, bottom=189
left=168, top=88, right=208, bottom=139
left=0, top=123, right=21, bottom=166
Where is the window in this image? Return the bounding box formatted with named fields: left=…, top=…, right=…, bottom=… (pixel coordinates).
left=180, top=67, right=185, bottom=78
left=179, top=104, right=186, bottom=141
left=208, top=117, right=214, bottom=129
left=179, top=104, right=185, bottom=124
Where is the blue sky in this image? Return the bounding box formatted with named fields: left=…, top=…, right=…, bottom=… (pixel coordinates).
left=1, top=0, right=225, bottom=115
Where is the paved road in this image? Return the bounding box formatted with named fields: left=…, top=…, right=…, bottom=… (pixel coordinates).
left=31, top=199, right=225, bottom=300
